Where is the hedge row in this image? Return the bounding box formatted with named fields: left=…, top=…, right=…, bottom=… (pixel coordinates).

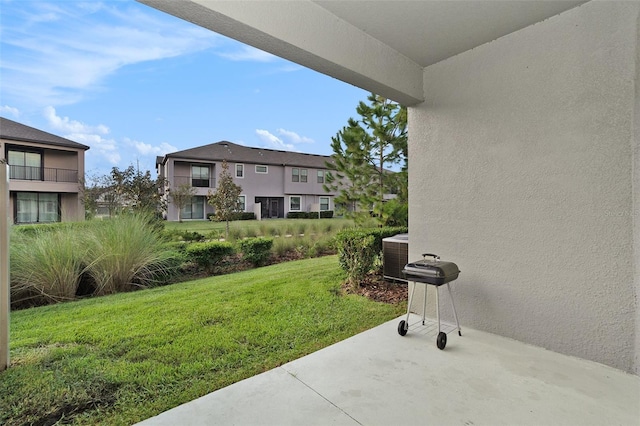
left=286, top=211, right=334, bottom=219
left=207, top=212, right=256, bottom=222
left=180, top=237, right=275, bottom=272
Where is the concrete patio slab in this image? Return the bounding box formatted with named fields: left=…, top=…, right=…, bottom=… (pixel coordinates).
left=137, top=315, right=639, bottom=425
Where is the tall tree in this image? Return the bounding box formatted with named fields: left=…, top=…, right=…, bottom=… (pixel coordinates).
left=324, top=93, right=407, bottom=225
left=208, top=160, right=242, bottom=239
left=168, top=183, right=197, bottom=223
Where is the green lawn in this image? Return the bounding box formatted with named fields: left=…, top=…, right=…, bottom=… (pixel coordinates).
left=1, top=256, right=405, bottom=426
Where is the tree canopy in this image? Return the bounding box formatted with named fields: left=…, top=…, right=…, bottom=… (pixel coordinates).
left=324, top=93, right=407, bottom=225
left=81, top=165, right=166, bottom=218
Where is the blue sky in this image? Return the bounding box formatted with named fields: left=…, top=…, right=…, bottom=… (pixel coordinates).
left=0, top=0, right=368, bottom=179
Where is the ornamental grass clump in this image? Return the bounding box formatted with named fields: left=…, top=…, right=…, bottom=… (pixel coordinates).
left=85, top=214, right=176, bottom=296
left=10, top=228, right=87, bottom=304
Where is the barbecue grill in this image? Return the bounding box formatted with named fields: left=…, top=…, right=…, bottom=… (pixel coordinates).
left=397, top=253, right=461, bottom=350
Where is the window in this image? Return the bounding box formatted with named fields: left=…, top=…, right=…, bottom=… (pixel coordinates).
left=180, top=196, right=205, bottom=220
left=292, top=168, right=299, bottom=182
left=8, top=149, right=42, bottom=180
left=256, top=165, right=268, bottom=174
left=290, top=196, right=301, bottom=211
left=300, top=169, right=308, bottom=183
left=236, top=164, right=244, bottom=178
left=15, top=192, right=59, bottom=223
left=191, top=165, right=210, bottom=187
left=319, top=197, right=330, bottom=211
left=317, top=170, right=325, bottom=184
left=238, top=195, right=246, bottom=212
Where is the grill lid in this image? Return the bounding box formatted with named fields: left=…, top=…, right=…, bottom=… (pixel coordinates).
left=402, top=253, right=460, bottom=284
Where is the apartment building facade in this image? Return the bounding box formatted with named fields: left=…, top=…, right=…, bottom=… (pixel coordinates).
left=157, top=141, right=339, bottom=221
left=0, top=117, right=89, bottom=224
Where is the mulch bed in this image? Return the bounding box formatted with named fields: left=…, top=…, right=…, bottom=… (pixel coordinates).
left=342, top=272, right=408, bottom=304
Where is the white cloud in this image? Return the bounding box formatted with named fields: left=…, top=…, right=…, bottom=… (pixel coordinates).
left=1, top=2, right=220, bottom=107
left=218, top=45, right=277, bottom=62
left=44, top=106, right=109, bottom=135
left=127, top=138, right=177, bottom=156
left=0, top=105, right=20, bottom=118
left=69, top=133, right=120, bottom=165
left=43, top=106, right=119, bottom=164
left=255, top=129, right=296, bottom=151
left=277, top=128, right=314, bottom=144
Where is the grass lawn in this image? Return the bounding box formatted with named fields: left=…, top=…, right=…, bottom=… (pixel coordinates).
left=1, top=256, right=405, bottom=426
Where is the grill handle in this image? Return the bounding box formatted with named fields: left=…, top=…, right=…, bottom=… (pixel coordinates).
left=421, top=253, right=440, bottom=261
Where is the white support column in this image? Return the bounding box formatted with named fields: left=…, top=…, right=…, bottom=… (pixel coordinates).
left=0, top=161, right=9, bottom=370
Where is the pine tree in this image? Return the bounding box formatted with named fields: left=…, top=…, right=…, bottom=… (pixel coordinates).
left=324, top=93, right=407, bottom=225
left=208, top=160, right=242, bottom=239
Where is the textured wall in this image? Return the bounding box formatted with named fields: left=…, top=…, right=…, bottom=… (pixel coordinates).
left=409, top=2, right=638, bottom=373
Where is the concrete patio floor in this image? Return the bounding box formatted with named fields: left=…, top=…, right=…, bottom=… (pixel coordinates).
left=138, top=315, right=640, bottom=425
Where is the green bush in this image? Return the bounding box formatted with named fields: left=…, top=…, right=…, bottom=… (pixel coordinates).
left=334, top=226, right=408, bottom=288
left=238, top=237, right=274, bottom=267
left=334, top=230, right=377, bottom=289
left=286, top=212, right=307, bottom=219
left=186, top=241, right=235, bottom=273
left=286, top=211, right=334, bottom=219
left=207, top=212, right=255, bottom=221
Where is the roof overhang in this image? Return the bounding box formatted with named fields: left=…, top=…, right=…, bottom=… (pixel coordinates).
left=137, top=0, right=587, bottom=106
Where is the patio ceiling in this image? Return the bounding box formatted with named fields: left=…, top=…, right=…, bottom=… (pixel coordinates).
left=138, top=0, right=586, bottom=105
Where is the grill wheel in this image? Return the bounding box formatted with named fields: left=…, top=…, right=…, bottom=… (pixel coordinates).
left=397, top=320, right=408, bottom=336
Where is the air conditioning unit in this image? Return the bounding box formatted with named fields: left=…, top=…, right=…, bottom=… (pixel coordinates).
left=382, top=234, right=408, bottom=282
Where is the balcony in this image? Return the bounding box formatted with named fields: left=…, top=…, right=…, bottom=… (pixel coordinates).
left=9, top=165, right=78, bottom=183
left=173, top=175, right=216, bottom=189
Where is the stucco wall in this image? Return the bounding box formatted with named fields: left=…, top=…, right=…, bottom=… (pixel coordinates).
left=634, top=6, right=640, bottom=376
left=409, top=1, right=638, bottom=373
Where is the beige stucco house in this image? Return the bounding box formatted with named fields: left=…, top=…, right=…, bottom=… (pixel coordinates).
left=140, top=1, right=639, bottom=376
left=0, top=117, right=89, bottom=224
left=157, top=141, right=339, bottom=221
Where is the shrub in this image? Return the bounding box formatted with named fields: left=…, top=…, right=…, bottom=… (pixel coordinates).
left=285, top=210, right=333, bottom=219
left=334, top=226, right=408, bottom=288
left=185, top=241, right=235, bottom=273
left=334, top=230, right=377, bottom=289
left=235, top=212, right=256, bottom=221
left=181, top=230, right=205, bottom=242
left=238, top=237, right=274, bottom=267
left=207, top=212, right=255, bottom=221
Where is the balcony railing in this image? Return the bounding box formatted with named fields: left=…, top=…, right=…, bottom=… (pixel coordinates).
left=9, top=165, right=79, bottom=183
left=173, top=175, right=216, bottom=189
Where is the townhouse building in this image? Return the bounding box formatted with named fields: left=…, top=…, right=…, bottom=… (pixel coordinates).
left=0, top=117, right=89, bottom=224
left=157, top=141, right=339, bottom=221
